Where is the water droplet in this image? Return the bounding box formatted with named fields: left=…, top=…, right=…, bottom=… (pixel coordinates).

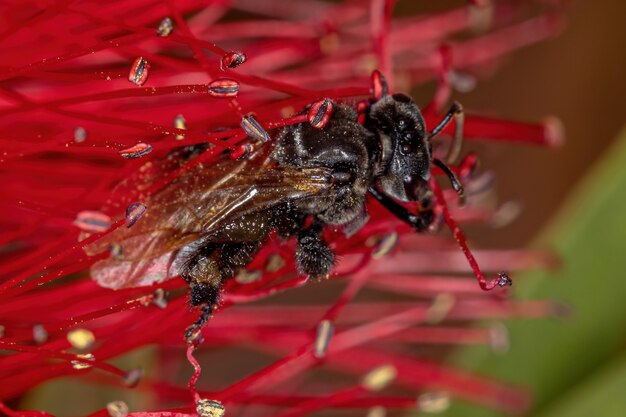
left=74, top=126, right=87, bottom=143
left=313, top=320, right=334, bottom=358
left=122, top=368, right=143, bottom=387
left=418, top=391, right=451, bottom=413
left=174, top=114, right=186, bottom=140
left=235, top=269, right=262, bottom=284
left=221, top=51, right=246, bottom=69
left=119, top=143, right=152, bottom=159
left=241, top=114, right=270, bottom=143
left=307, top=98, right=334, bottom=129
left=208, top=78, right=240, bottom=98
left=106, top=400, right=129, bottom=417
left=128, top=57, right=150, bottom=86
left=33, top=324, right=48, bottom=344
left=126, top=202, right=147, bottom=228
left=156, top=17, right=174, bottom=37
left=67, top=328, right=95, bottom=351
left=71, top=353, right=95, bottom=370
left=361, top=365, right=397, bottom=391
left=265, top=254, right=285, bottom=272
left=372, top=232, right=398, bottom=258
left=196, top=399, right=225, bottom=417
left=74, top=210, right=112, bottom=233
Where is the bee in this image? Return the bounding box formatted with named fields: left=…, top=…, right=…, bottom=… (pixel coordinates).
left=85, top=71, right=466, bottom=341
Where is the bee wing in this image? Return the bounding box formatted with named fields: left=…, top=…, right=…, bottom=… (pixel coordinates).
left=102, top=143, right=212, bottom=210
left=87, top=144, right=332, bottom=289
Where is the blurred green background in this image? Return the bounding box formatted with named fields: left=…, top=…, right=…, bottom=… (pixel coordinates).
left=433, top=0, right=626, bottom=415
left=441, top=129, right=626, bottom=417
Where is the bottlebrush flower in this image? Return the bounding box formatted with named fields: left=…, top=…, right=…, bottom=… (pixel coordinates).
left=0, top=1, right=566, bottom=417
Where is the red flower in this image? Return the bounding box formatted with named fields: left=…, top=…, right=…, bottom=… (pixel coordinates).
left=0, top=1, right=566, bottom=416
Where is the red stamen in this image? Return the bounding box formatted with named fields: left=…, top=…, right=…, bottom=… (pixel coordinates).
left=431, top=179, right=512, bottom=291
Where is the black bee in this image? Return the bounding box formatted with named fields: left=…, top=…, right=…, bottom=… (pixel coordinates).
left=85, top=72, right=465, bottom=340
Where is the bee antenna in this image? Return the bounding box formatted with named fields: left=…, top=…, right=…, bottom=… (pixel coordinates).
left=433, top=158, right=465, bottom=205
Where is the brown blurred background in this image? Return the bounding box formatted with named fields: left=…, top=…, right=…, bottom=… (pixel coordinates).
left=418, top=0, right=626, bottom=248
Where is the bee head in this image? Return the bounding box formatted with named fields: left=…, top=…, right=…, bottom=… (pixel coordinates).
left=368, top=93, right=432, bottom=203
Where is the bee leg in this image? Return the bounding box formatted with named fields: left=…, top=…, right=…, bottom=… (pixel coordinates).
left=185, top=304, right=213, bottom=343
left=185, top=253, right=222, bottom=306
left=181, top=249, right=223, bottom=342
left=295, top=221, right=335, bottom=278
left=369, top=187, right=434, bottom=232
left=218, top=241, right=263, bottom=279
left=428, top=101, right=464, bottom=164
left=274, top=205, right=307, bottom=239
left=208, top=211, right=274, bottom=277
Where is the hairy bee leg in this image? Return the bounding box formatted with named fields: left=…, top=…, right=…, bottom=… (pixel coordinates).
left=428, top=101, right=464, bottom=164
left=185, top=304, right=213, bottom=343
left=182, top=240, right=265, bottom=342
left=209, top=211, right=274, bottom=278
left=180, top=249, right=223, bottom=342
left=369, top=187, right=434, bottom=232
left=295, top=222, right=335, bottom=278
left=218, top=241, right=264, bottom=278
left=185, top=254, right=222, bottom=306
